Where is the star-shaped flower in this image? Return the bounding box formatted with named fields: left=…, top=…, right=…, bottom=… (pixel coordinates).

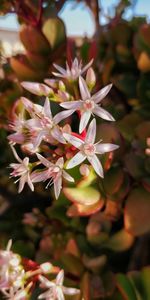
left=53, top=57, right=93, bottom=81
left=22, top=97, right=74, bottom=148
left=38, top=270, right=80, bottom=300
left=32, top=155, right=74, bottom=199
left=10, top=145, right=34, bottom=193
left=60, top=76, right=115, bottom=133
left=64, top=119, right=119, bottom=177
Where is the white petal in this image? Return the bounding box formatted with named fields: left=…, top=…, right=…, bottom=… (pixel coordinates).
left=88, top=154, right=104, bottom=177
left=53, top=109, right=75, bottom=124
left=60, top=101, right=82, bottom=110
left=51, top=126, right=66, bottom=144
left=56, top=287, right=65, bottom=300
left=96, top=143, right=119, bottom=154
left=92, top=83, right=112, bottom=103
left=18, top=175, right=26, bottom=193
left=27, top=173, right=34, bottom=191
left=10, top=145, right=22, bottom=163
left=93, top=106, right=115, bottom=121
left=54, top=175, right=62, bottom=199
left=56, top=157, right=64, bottom=168
left=31, top=170, right=50, bottom=182
left=56, top=270, right=64, bottom=286
left=79, top=76, right=91, bottom=100
left=37, top=153, right=52, bottom=168
left=53, top=63, right=66, bottom=75
left=63, top=170, right=74, bottom=182
left=39, top=275, right=55, bottom=288
left=52, top=72, right=65, bottom=78
left=66, top=152, right=86, bottom=169
left=85, top=118, right=96, bottom=144
left=62, top=286, right=80, bottom=295
left=79, top=111, right=91, bottom=133
left=44, top=97, right=52, bottom=119
left=81, top=58, right=93, bottom=74
left=63, top=133, right=84, bottom=148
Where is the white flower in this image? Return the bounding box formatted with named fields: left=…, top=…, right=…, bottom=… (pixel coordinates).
left=1, top=283, right=32, bottom=300
left=10, top=145, right=34, bottom=193
left=64, top=119, right=119, bottom=177
left=60, top=76, right=115, bottom=133
left=32, top=155, right=74, bottom=199
left=0, top=240, right=25, bottom=290
left=53, top=57, right=93, bottom=81
left=22, top=97, right=74, bottom=148
left=38, top=270, right=80, bottom=300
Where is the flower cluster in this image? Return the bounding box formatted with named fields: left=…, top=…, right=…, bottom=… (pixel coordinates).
left=8, top=58, right=119, bottom=199
left=0, top=240, right=79, bottom=300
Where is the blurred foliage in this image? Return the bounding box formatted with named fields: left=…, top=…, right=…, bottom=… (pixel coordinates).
left=0, top=0, right=150, bottom=299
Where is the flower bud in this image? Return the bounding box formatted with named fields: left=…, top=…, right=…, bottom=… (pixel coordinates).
left=44, top=78, right=58, bottom=88
left=86, top=67, right=96, bottom=90
left=21, top=82, right=53, bottom=96
left=59, top=80, right=66, bottom=91
left=79, top=164, right=90, bottom=177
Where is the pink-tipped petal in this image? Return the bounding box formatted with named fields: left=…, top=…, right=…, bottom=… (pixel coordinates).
left=53, top=109, right=75, bottom=124
left=56, top=157, right=64, bottom=169
left=63, top=170, right=74, bottom=182
left=92, top=83, right=112, bottom=103
left=96, top=143, right=119, bottom=154
left=93, top=106, right=115, bottom=121
left=54, top=175, right=62, bottom=199
left=81, top=58, right=93, bottom=74
left=63, top=287, right=80, bottom=295
left=60, top=101, right=82, bottom=110
left=63, top=133, right=84, bottom=148
left=27, top=173, right=34, bottom=191
left=53, top=63, right=66, bottom=75
left=85, top=118, right=96, bottom=144
left=18, top=175, right=26, bottom=193
left=79, top=76, right=91, bottom=100
left=44, top=97, right=52, bottom=119
left=31, top=170, right=50, bottom=183
left=79, top=111, right=91, bottom=133
left=56, top=270, right=64, bottom=286
left=88, top=154, right=104, bottom=177
left=37, top=153, right=52, bottom=168
left=56, top=288, right=65, bottom=300
left=10, top=145, right=22, bottom=163
left=51, top=126, right=66, bottom=144
left=66, top=151, right=86, bottom=169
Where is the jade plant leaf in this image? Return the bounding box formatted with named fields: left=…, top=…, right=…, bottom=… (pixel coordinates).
left=102, top=229, right=134, bottom=252
left=124, top=187, right=150, bottom=236
left=63, top=187, right=101, bottom=206
left=42, top=17, right=66, bottom=50
left=116, top=273, right=138, bottom=300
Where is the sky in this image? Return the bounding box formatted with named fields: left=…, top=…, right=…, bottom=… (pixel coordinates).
left=0, top=0, right=150, bottom=37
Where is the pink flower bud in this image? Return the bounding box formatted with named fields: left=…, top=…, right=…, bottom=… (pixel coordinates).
left=21, top=82, right=53, bottom=96
left=86, top=67, right=96, bottom=89
left=79, top=164, right=90, bottom=177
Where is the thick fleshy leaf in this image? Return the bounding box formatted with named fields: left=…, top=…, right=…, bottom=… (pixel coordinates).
left=42, top=17, right=66, bottom=50
left=63, top=186, right=101, bottom=206
left=102, top=229, right=134, bottom=252
left=67, top=198, right=104, bottom=217
left=102, top=166, right=124, bottom=195
left=80, top=273, right=91, bottom=300
left=124, top=188, right=150, bottom=236
left=116, top=274, right=137, bottom=300
left=61, top=254, right=84, bottom=277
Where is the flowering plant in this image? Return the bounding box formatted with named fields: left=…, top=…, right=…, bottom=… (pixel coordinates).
left=8, top=58, right=118, bottom=201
